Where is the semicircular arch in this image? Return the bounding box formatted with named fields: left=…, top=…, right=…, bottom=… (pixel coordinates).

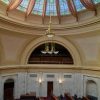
left=20, top=36, right=82, bottom=66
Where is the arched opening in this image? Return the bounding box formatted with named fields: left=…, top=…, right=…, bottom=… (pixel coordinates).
left=28, top=43, right=74, bottom=64
left=86, top=80, right=98, bottom=100
left=4, top=79, right=14, bottom=100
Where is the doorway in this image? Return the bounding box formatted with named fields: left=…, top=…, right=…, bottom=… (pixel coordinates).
left=86, top=80, right=98, bottom=100
left=4, top=79, right=14, bottom=100
left=47, top=81, right=53, bottom=97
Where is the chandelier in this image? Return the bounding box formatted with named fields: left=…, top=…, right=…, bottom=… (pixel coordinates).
left=45, top=15, right=54, bottom=38
left=41, top=15, right=59, bottom=55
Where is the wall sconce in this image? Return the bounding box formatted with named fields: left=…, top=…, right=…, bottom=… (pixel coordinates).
left=59, top=79, right=63, bottom=84
left=39, top=78, right=42, bottom=84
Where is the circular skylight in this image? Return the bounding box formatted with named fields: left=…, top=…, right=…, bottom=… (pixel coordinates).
left=1, top=0, right=100, bottom=16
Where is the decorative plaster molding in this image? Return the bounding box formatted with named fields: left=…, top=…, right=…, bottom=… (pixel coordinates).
left=20, top=36, right=81, bottom=65
left=0, top=64, right=100, bottom=72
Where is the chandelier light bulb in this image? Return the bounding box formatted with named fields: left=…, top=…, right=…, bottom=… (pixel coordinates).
left=54, top=51, right=59, bottom=54
left=48, top=51, right=53, bottom=54
left=41, top=51, right=47, bottom=54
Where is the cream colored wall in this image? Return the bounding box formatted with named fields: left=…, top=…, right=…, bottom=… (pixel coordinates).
left=1, top=34, right=27, bottom=64
left=0, top=29, right=100, bottom=67
left=66, top=34, right=100, bottom=66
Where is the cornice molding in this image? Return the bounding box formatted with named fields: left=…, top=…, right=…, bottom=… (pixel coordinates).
left=0, top=15, right=100, bottom=36
left=0, top=64, right=100, bottom=72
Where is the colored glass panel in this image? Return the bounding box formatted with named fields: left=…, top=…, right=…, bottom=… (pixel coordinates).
left=59, top=0, right=70, bottom=15
left=1, top=0, right=9, bottom=4
left=1, top=0, right=100, bottom=16
left=46, top=0, right=57, bottom=16
left=92, top=0, right=100, bottom=4
left=18, top=0, right=29, bottom=11
left=32, top=0, right=44, bottom=15
left=73, top=0, right=85, bottom=11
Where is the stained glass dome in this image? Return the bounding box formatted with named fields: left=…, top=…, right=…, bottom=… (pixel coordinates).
left=1, top=0, right=100, bottom=16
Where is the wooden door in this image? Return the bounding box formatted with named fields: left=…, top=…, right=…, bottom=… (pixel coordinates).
left=47, top=81, right=53, bottom=97
left=4, top=82, right=14, bottom=100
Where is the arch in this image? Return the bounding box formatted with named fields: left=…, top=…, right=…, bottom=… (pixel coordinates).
left=4, top=79, right=14, bottom=83
left=4, top=79, right=14, bottom=100
left=86, top=80, right=98, bottom=100
left=20, top=36, right=81, bottom=65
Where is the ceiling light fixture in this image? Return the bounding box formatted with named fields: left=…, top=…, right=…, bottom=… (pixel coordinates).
left=45, top=15, right=54, bottom=38
left=41, top=14, right=59, bottom=55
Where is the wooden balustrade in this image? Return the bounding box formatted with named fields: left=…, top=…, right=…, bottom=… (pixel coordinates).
left=28, top=56, right=73, bottom=64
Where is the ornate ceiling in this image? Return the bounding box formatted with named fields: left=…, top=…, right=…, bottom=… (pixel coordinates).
left=1, top=0, right=100, bottom=23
